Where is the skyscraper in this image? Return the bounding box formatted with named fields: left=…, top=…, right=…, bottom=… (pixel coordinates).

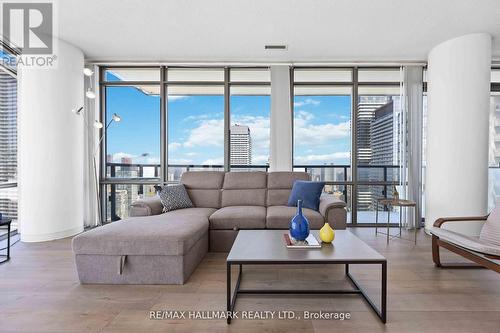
left=230, top=124, right=252, bottom=165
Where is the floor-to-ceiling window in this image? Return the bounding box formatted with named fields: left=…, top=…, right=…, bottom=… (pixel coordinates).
left=229, top=68, right=271, bottom=171
left=101, top=68, right=161, bottom=221
left=292, top=68, right=353, bottom=222
left=292, top=67, right=404, bottom=224
left=100, top=66, right=271, bottom=222
left=99, top=65, right=411, bottom=225
left=356, top=68, right=403, bottom=224
left=488, top=67, right=500, bottom=210
left=0, top=47, right=18, bottom=229
left=167, top=68, right=225, bottom=180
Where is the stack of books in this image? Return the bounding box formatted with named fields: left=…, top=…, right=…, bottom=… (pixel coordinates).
left=283, top=233, right=321, bottom=249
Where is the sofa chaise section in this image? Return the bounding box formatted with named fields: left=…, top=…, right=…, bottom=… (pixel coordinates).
left=72, top=208, right=214, bottom=284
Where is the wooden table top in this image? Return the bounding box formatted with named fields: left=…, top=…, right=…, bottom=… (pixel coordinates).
left=227, top=230, right=386, bottom=263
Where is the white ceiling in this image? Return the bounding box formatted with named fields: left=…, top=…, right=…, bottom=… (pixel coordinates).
left=58, top=0, right=500, bottom=63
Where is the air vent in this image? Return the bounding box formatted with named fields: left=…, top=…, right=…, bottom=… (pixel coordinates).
left=265, top=44, right=288, bottom=51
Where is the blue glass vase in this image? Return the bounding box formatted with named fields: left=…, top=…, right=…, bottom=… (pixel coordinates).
left=289, top=200, right=310, bottom=241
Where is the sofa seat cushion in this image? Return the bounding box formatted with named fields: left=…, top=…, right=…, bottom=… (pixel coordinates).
left=209, top=206, right=266, bottom=230
left=72, top=211, right=211, bottom=256
left=430, top=227, right=500, bottom=257
left=266, top=205, right=324, bottom=229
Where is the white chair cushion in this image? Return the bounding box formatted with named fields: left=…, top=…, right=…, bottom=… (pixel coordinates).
left=480, top=201, right=500, bottom=246
left=430, top=227, right=500, bottom=257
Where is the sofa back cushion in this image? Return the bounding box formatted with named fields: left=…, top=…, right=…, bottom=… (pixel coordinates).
left=266, top=172, right=310, bottom=207
left=480, top=200, right=500, bottom=246
left=221, top=171, right=267, bottom=207
left=181, top=171, right=225, bottom=208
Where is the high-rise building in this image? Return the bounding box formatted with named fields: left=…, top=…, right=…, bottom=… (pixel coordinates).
left=356, top=96, right=390, bottom=165
left=0, top=70, right=17, bottom=219
left=356, top=96, right=401, bottom=211
left=230, top=124, right=252, bottom=165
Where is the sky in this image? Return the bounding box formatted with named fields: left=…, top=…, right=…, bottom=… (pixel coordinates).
left=106, top=75, right=352, bottom=166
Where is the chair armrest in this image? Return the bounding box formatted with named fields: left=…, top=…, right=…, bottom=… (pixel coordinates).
left=434, top=215, right=488, bottom=228
left=129, top=196, right=163, bottom=217
left=319, top=195, right=347, bottom=229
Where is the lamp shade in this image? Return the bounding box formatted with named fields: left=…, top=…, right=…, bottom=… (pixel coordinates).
left=85, top=88, right=96, bottom=99
left=83, top=68, right=94, bottom=77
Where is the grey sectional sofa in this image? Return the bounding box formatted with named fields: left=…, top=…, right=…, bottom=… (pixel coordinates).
left=72, top=171, right=346, bottom=284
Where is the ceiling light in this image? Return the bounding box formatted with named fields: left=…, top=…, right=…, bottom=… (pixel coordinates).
left=86, top=88, right=96, bottom=99
left=83, top=68, right=94, bottom=76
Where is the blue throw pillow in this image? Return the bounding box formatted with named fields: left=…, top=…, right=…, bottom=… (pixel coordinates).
left=287, top=180, right=325, bottom=211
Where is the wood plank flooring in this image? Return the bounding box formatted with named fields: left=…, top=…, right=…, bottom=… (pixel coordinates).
left=0, top=228, right=499, bottom=333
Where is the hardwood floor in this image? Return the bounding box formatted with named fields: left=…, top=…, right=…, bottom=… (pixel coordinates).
left=0, top=228, right=499, bottom=333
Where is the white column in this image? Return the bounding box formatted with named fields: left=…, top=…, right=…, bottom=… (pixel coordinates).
left=425, top=33, right=491, bottom=235
left=270, top=66, right=293, bottom=171
left=18, top=39, right=84, bottom=242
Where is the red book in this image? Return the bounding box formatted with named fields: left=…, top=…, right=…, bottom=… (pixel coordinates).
left=283, top=234, right=292, bottom=246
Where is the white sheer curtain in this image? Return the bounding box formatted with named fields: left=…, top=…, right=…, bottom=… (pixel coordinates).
left=83, top=65, right=99, bottom=228
left=403, top=66, right=424, bottom=229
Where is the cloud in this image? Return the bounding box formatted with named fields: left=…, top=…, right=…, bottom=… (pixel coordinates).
left=252, top=154, right=269, bottom=164
left=184, top=152, right=198, bottom=157
left=168, top=142, right=182, bottom=151
left=294, top=111, right=350, bottom=145
left=294, top=152, right=350, bottom=164
left=294, top=98, right=320, bottom=107
left=202, top=157, right=224, bottom=165
left=112, top=152, right=136, bottom=162
left=184, top=118, right=224, bottom=147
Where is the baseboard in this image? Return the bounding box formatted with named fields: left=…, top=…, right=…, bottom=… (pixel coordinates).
left=20, top=225, right=84, bottom=242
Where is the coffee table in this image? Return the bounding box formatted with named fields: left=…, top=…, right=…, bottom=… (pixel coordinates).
left=226, top=230, right=387, bottom=324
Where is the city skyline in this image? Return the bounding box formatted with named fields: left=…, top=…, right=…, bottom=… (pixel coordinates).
left=106, top=84, right=353, bottom=167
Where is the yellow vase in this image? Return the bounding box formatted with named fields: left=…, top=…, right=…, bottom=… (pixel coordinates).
left=319, top=222, right=335, bottom=243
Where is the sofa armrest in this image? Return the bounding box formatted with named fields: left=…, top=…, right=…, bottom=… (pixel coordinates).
left=129, top=196, right=163, bottom=217
left=319, top=195, right=347, bottom=230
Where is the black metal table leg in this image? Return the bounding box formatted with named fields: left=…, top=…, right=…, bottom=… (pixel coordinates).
left=346, top=261, right=387, bottom=324
left=227, top=262, right=243, bottom=324
left=381, top=261, right=387, bottom=323
left=227, top=260, right=387, bottom=324
left=226, top=262, right=231, bottom=324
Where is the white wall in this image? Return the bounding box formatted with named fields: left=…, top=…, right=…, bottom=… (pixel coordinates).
left=270, top=66, right=293, bottom=171
left=425, top=33, right=491, bottom=235
left=18, top=39, right=84, bottom=242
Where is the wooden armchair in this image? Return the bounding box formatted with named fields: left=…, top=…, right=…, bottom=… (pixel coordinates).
left=430, top=215, right=500, bottom=273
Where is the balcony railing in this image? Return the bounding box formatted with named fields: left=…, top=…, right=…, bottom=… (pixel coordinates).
left=104, top=162, right=402, bottom=221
